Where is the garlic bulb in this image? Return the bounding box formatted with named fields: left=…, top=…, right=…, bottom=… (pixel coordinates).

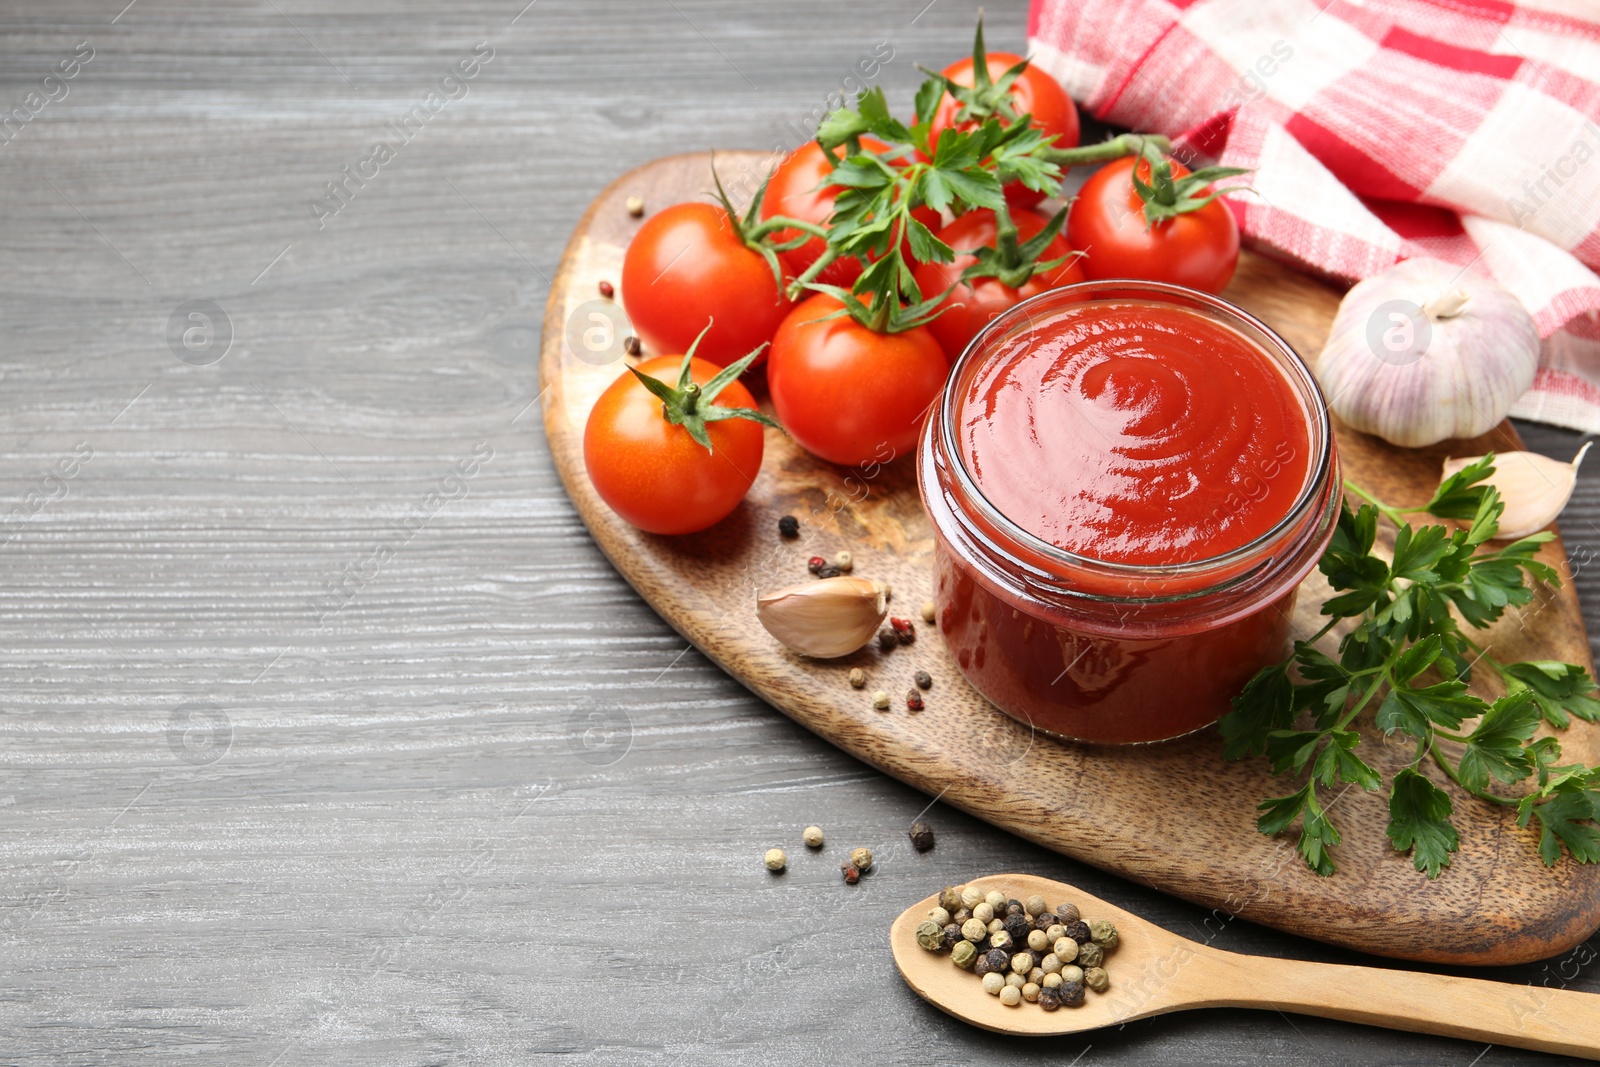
left=1316, top=258, right=1539, bottom=448
left=757, top=576, right=888, bottom=658
left=1441, top=444, right=1590, bottom=539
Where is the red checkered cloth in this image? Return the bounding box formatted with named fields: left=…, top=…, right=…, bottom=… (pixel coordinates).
left=1029, top=0, right=1600, bottom=433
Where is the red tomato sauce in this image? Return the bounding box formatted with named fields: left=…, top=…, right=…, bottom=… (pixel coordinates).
left=957, top=300, right=1311, bottom=566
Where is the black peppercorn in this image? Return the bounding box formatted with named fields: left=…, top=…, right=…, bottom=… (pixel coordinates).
left=908, top=819, right=936, bottom=852
left=1038, top=988, right=1061, bottom=1011
left=777, top=515, right=799, bottom=538
left=1034, top=912, right=1058, bottom=932
left=623, top=335, right=642, bottom=357
left=1007, top=898, right=1023, bottom=912
left=878, top=627, right=898, bottom=651
left=973, top=952, right=994, bottom=977
left=841, top=862, right=860, bottom=884
left=1003, top=914, right=1032, bottom=943
left=1059, top=979, right=1086, bottom=1007
left=817, top=564, right=842, bottom=579
left=983, top=948, right=1009, bottom=973
left=942, top=923, right=961, bottom=949
left=1062, top=920, right=1092, bottom=944
left=1005, top=902, right=1025, bottom=918
left=914, top=669, right=933, bottom=690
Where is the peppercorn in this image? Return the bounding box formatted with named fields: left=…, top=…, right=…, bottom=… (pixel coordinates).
left=959, top=918, right=987, bottom=944
left=981, top=971, right=1004, bottom=996
left=913, top=669, right=932, bottom=691
left=1055, top=902, right=1081, bottom=924
left=1024, top=894, right=1047, bottom=917
left=1005, top=902, right=1024, bottom=918
left=816, top=564, right=842, bottom=579
left=972, top=902, right=994, bottom=925
left=940, top=886, right=964, bottom=912
left=1045, top=924, right=1066, bottom=944
left=1059, top=979, right=1086, bottom=1007
left=1027, top=929, right=1049, bottom=953
left=1062, top=920, right=1092, bottom=944
left=623, top=335, right=642, bottom=357
left=1028, top=966, right=1045, bottom=984
left=999, top=984, right=1021, bottom=1007
left=833, top=550, right=853, bottom=572
left=764, top=848, right=786, bottom=872
left=878, top=627, right=897, bottom=651
left=890, top=617, right=916, bottom=644
left=1076, top=941, right=1103, bottom=968
left=1090, top=920, right=1120, bottom=951
left=1038, top=988, right=1061, bottom=1011
left=973, top=952, right=995, bottom=977
left=625, top=195, right=645, bottom=217
left=1083, top=966, right=1108, bottom=993
left=1009, top=951, right=1034, bottom=975
left=916, top=920, right=944, bottom=951
left=960, top=887, right=983, bottom=910
left=807, top=556, right=826, bottom=575
left=927, top=906, right=951, bottom=927
left=988, top=930, right=1012, bottom=952
left=849, top=847, right=873, bottom=873
left=1053, top=937, right=1078, bottom=963
left=1004, top=972, right=1025, bottom=990
left=598, top=280, right=615, bottom=299
left=840, top=862, right=860, bottom=884
left=1041, top=972, right=1063, bottom=990
left=986, top=918, right=1004, bottom=935
left=942, top=923, right=961, bottom=949
left=1003, top=914, right=1031, bottom=943
left=984, top=891, right=1007, bottom=912
left=905, top=689, right=923, bottom=711
left=983, top=948, right=1009, bottom=973
left=921, top=599, right=936, bottom=624
left=1040, top=953, right=1062, bottom=974
left=908, top=820, right=935, bottom=852
left=1060, top=964, right=1084, bottom=985
left=1022, top=981, right=1041, bottom=1003
left=872, top=690, right=890, bottom=710
left=803, top=825, right=825, bottom=848
left=1033, top=912, right=1058, bottom=932
left=778, top=515, right=799, bottom=539
left=953, top=908, right=972, bottom=926
left=951, top=940, right=977, bottom=969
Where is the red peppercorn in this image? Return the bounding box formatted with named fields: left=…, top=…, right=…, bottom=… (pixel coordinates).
left=905, top=689, right=924, bottom=711
left=807, top=556, right=826, bottom=575
left=841, top=862, right=861, bottom=885
left=890, top=617, right=916, bottom=645
left=598, top=280, right=615, bottom=298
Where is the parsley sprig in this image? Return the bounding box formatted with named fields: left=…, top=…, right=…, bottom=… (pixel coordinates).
left=1221, top=455, right=1600, bottom=878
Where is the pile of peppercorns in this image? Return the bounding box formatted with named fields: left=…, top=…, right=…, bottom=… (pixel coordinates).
left=914, top=885, right=1117, bottom=1010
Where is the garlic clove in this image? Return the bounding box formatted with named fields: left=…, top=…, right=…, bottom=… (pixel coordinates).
left=757, top=576, right=888, bottom=658
left=1440, top=443, right=1591, bottom=540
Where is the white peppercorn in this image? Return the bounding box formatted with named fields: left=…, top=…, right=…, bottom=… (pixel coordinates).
left=985, top=890, right=1007, bottom=912
left=625, top=195, right=645, bottom=216
left=1040, top=953, right=1061, bottom=974
left=1084, top=966, right=1109, bottom=993
left=833, top=550, right=853, bottom=572
left=972, top=902, right=995, bottom=925
left=850, top=847, right=873, bottom=873
left=1053, top=937, right=1079, bottom=963
left=961, top=918, right=987, bottom=942
left=999, top=984, right=1022, bottom=1007
left=987, top=918, right=1005, bottom=935
left=927, top=906, right=951, bottom=927
left=764, top=848, right=786, bottom=871
left=1024, top=894, right=1048, bottom=917
left=1060, top=964, right=1084, bottom=984
left=872, top=690, right=890, bottom=710
left=981, top=972, right=1004, bottom=996
left=1027, top=929, right=1049, bottom=953
left=921, top=600, right=937, bottom=624
left=1041, top=972, right=1063, bottom=990
left=803, top=825, right=825, bottom=848
left=1004, top=972, right=1025, bottom=989
left=1028, top=966, right=1045, bottom=984
left=1045, top=924, right=1066, bottom=944
left=1009, top=951, right=1034, bottom=974
left=1022, top=981, right=1041, bottom=1002
left=960, top=887, right=983, bottom=910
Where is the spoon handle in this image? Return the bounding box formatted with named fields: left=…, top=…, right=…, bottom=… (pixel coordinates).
left=1201, top=949, right=1599, bottom=1059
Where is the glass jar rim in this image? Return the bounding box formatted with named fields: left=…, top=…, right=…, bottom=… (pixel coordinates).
left=936, top=279, right=1335, bottom=580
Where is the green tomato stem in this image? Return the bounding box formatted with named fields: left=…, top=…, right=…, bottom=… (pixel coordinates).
left=1042, top=132, right=1169, bottom=166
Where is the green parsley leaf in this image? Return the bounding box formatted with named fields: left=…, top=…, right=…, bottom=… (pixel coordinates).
left=1386, top=768, right=1459, bottom=878
left=1456, top=691, right=1540, bottom=791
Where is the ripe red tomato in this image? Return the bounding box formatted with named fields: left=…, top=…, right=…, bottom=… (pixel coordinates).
left=620, top=202, right=791, bottom=367
left=1067, top=156, right=1241, bottom=295
left=767, top=294, right=949, bottom=468
left=928, top=52, right=1079, bottom=208
left=914, top=208, right=1086, bottom=360
left=583, top=355, right=766, bottom=535
left=760, top=139, right=942, bottom=287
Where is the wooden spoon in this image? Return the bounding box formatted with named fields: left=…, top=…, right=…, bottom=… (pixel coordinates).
left=891, top=873, right=1600, bottom=1059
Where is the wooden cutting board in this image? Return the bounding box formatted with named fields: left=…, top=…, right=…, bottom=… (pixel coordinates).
left=539, top=151, right=1600, bottom=966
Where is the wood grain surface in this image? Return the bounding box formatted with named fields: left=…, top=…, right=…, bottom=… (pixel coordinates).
left=541, top=150, right=1600, bottom=967
left=3, top=2, right=1598, bottom=1065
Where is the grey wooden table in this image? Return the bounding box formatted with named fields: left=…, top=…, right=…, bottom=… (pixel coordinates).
left=2, top=2, right=1597, bottom=1064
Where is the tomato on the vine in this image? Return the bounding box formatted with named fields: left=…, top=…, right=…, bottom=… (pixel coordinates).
left=761, top=139, right=942, bottom=288
left=928, top=50, right=1079, bottom=208
left=914, top=207, right=1086, bottom=360
left=767, top=294, right=949, bottom=468
left=620, top=201, right=791, bottom=367
left=1067, top=155, right=1242, bottom=295
left=583, top=349, right=774, bottom=535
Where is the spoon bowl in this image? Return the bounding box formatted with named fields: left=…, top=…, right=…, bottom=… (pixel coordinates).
left=891, top=873, right=1600, bottom=1057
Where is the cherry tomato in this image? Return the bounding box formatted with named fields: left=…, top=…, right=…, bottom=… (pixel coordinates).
left=583, top=355, right=765, bottom=535
left=913, top=208, right=1086, bottom=360
left=928, top=52, right=1079, bottom=208
left=620, top=202, right=791, bottom=367
left=1067, top=156, right=1241, bottom=295
left=767, top=294, right=949, bottom=468
left=760, top=139, right=943, bottom=287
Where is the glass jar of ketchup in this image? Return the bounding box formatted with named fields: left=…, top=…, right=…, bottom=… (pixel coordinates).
left=918, top=281, right=1341, bottom=744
